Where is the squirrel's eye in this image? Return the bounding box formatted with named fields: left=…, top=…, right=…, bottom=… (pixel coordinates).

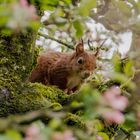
left=77, top=57, right=84, bottom=64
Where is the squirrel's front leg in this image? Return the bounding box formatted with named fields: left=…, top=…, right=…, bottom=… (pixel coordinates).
left=64, top=89, right=73, bottom=95
left=64, top=86, right=78, bottom=94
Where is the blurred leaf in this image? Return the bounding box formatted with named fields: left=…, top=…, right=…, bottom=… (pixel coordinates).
left=41, top=0, right=59, bottom=10
left=31, top=21, right=40, bottom=31
left=124, top=60, right=134, bottom=77
left=98, top=132, right=109, bottom=140
left=111, top=72, right=136, bottom=90
left=56, top=9, right=64, bottom=17
left=122, top=112, right=136, bottom=131
left=79, top=0, right=96, bottom=16
left=33, top=120, right=45, bottom=129
left=0, top=17, right=8, bottom=26
left=1, top=29, right=12, bottom=36
left=60, top=45, right=65, bottom=52
left=79, top=85, right=100, bottom=120
left=59, top=0, right=72, bottom=5
left=64, top=0, right=71, bottom=5
left=49, top=119, right=62, bottom=129
left=0, top=0, right=17, bottom=2
left=0, top=5, right=11, bottom=27
left=41, top=126, right=52, bottom=140
left=70, top=101, right=82, bottom=108
left=112, top=52, right=122, bottom=73
left=73, top=20, right=84, bottom=39
left=6, top=130, right=22, bottom=140
left=93, top=119, right=104, bottom=131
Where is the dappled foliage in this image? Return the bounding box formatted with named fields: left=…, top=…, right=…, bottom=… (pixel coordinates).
left=0, top=0, right=140, bottom=140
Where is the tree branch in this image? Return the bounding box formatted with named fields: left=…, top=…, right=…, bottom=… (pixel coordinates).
left=38, top=32, right=74, bottom=49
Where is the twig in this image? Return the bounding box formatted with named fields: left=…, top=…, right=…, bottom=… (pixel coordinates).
left=95, top=38, right=108, bottom=57
left=38, top=32, right=74, bottom=49
left=88, top=39, right=94, bottom=50
left=99, top=38, right=108, bottom=49
left=88, top=38, right=104, bottom=50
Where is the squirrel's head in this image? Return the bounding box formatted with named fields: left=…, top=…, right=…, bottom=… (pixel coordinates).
left=70, top=39, right=97, bottom=80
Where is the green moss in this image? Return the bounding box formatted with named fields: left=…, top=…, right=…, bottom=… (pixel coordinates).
left=0, top=32, right=36, bottom=97
left=103, top=124, right=120, bottom=139
left=0, top=33, right=34, bottom=80
left=49, top=103, right=63, bottom=110
left=0, top=31, right=46, bottom=116
left=26, top=83, right=70, bottom=104
left=0, top=82, right=69, bottom=116
left=64, top=113, right=86, bottom=130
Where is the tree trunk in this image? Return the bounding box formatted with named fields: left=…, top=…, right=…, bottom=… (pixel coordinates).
left=0, top=29, right=68, bottom=116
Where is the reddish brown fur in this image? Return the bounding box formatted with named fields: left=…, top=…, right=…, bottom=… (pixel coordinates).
left=29, top=41, right=96, bottom=94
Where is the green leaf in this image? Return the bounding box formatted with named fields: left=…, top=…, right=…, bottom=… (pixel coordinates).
left=6, top=130, right=22, bottom=140
left=122, top=112, right=136, bottom=131
left=93, top=119, right=104, bottom=131
left=112, top=52, right=122, bottom=73
left=124, top=60, right=134, bottom=77
left=79, top=85, right=100, bottom=120
left=79, top=0, right=96, bottom=16
left=41, top=0, right=59, bottom=11
left=49, top=119, right=62, bottom=129
left=1, top=29, right=12, bottom=36
left=60, top=45, right=65, bottom=52
left=98, top=132, right=109, bottom=140
left=111, top=72, right=136, bottom=90
left=59, top=0, right=72, bottom=5
left=0, top=5, right=10, bottom=27
left=0, top=16, right=8, bottom=26
left=31, top=21, right=40, bottom=31
left=73, top=20, right=84, bottom=39
left=64, top=0, right=72, bottom=5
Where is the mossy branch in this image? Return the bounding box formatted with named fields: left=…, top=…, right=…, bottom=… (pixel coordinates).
left=38, top=32, right=74, bottom=49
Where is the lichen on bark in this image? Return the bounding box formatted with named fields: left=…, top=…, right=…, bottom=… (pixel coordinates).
left=0, top=30, right=68, bottom=116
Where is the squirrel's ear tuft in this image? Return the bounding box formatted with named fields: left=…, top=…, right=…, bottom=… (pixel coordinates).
left=75, top=38, right=84, bottom=55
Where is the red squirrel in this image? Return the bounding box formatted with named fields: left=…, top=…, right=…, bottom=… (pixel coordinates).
left=29, top=40, right=97, bottom=94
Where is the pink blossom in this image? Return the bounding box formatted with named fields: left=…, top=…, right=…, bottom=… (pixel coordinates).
left=24, top=124, right=44, bottom=140
left=104, top=86, right=121, bottom=96
left=25, top=124, right=40, bottom=137
left=51, top=130, right=77, bottom=140
left=20, top=0, right=28, bottom=7
left=99, top=86, right=128, bottom=124
left=109, top=96, right=128, bottom=111
left=19, top=0, right=38, bottom=20
left=28, top=5, right=38, bottom=20
left=103, top=86, right=128, bottom=111
left=96, top=135, right=103, bottom=140
left=103, top=110, right=125, bottom=124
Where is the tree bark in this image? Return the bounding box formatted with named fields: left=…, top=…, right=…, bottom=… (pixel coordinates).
left=0, top=25, right=69, bottom=116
